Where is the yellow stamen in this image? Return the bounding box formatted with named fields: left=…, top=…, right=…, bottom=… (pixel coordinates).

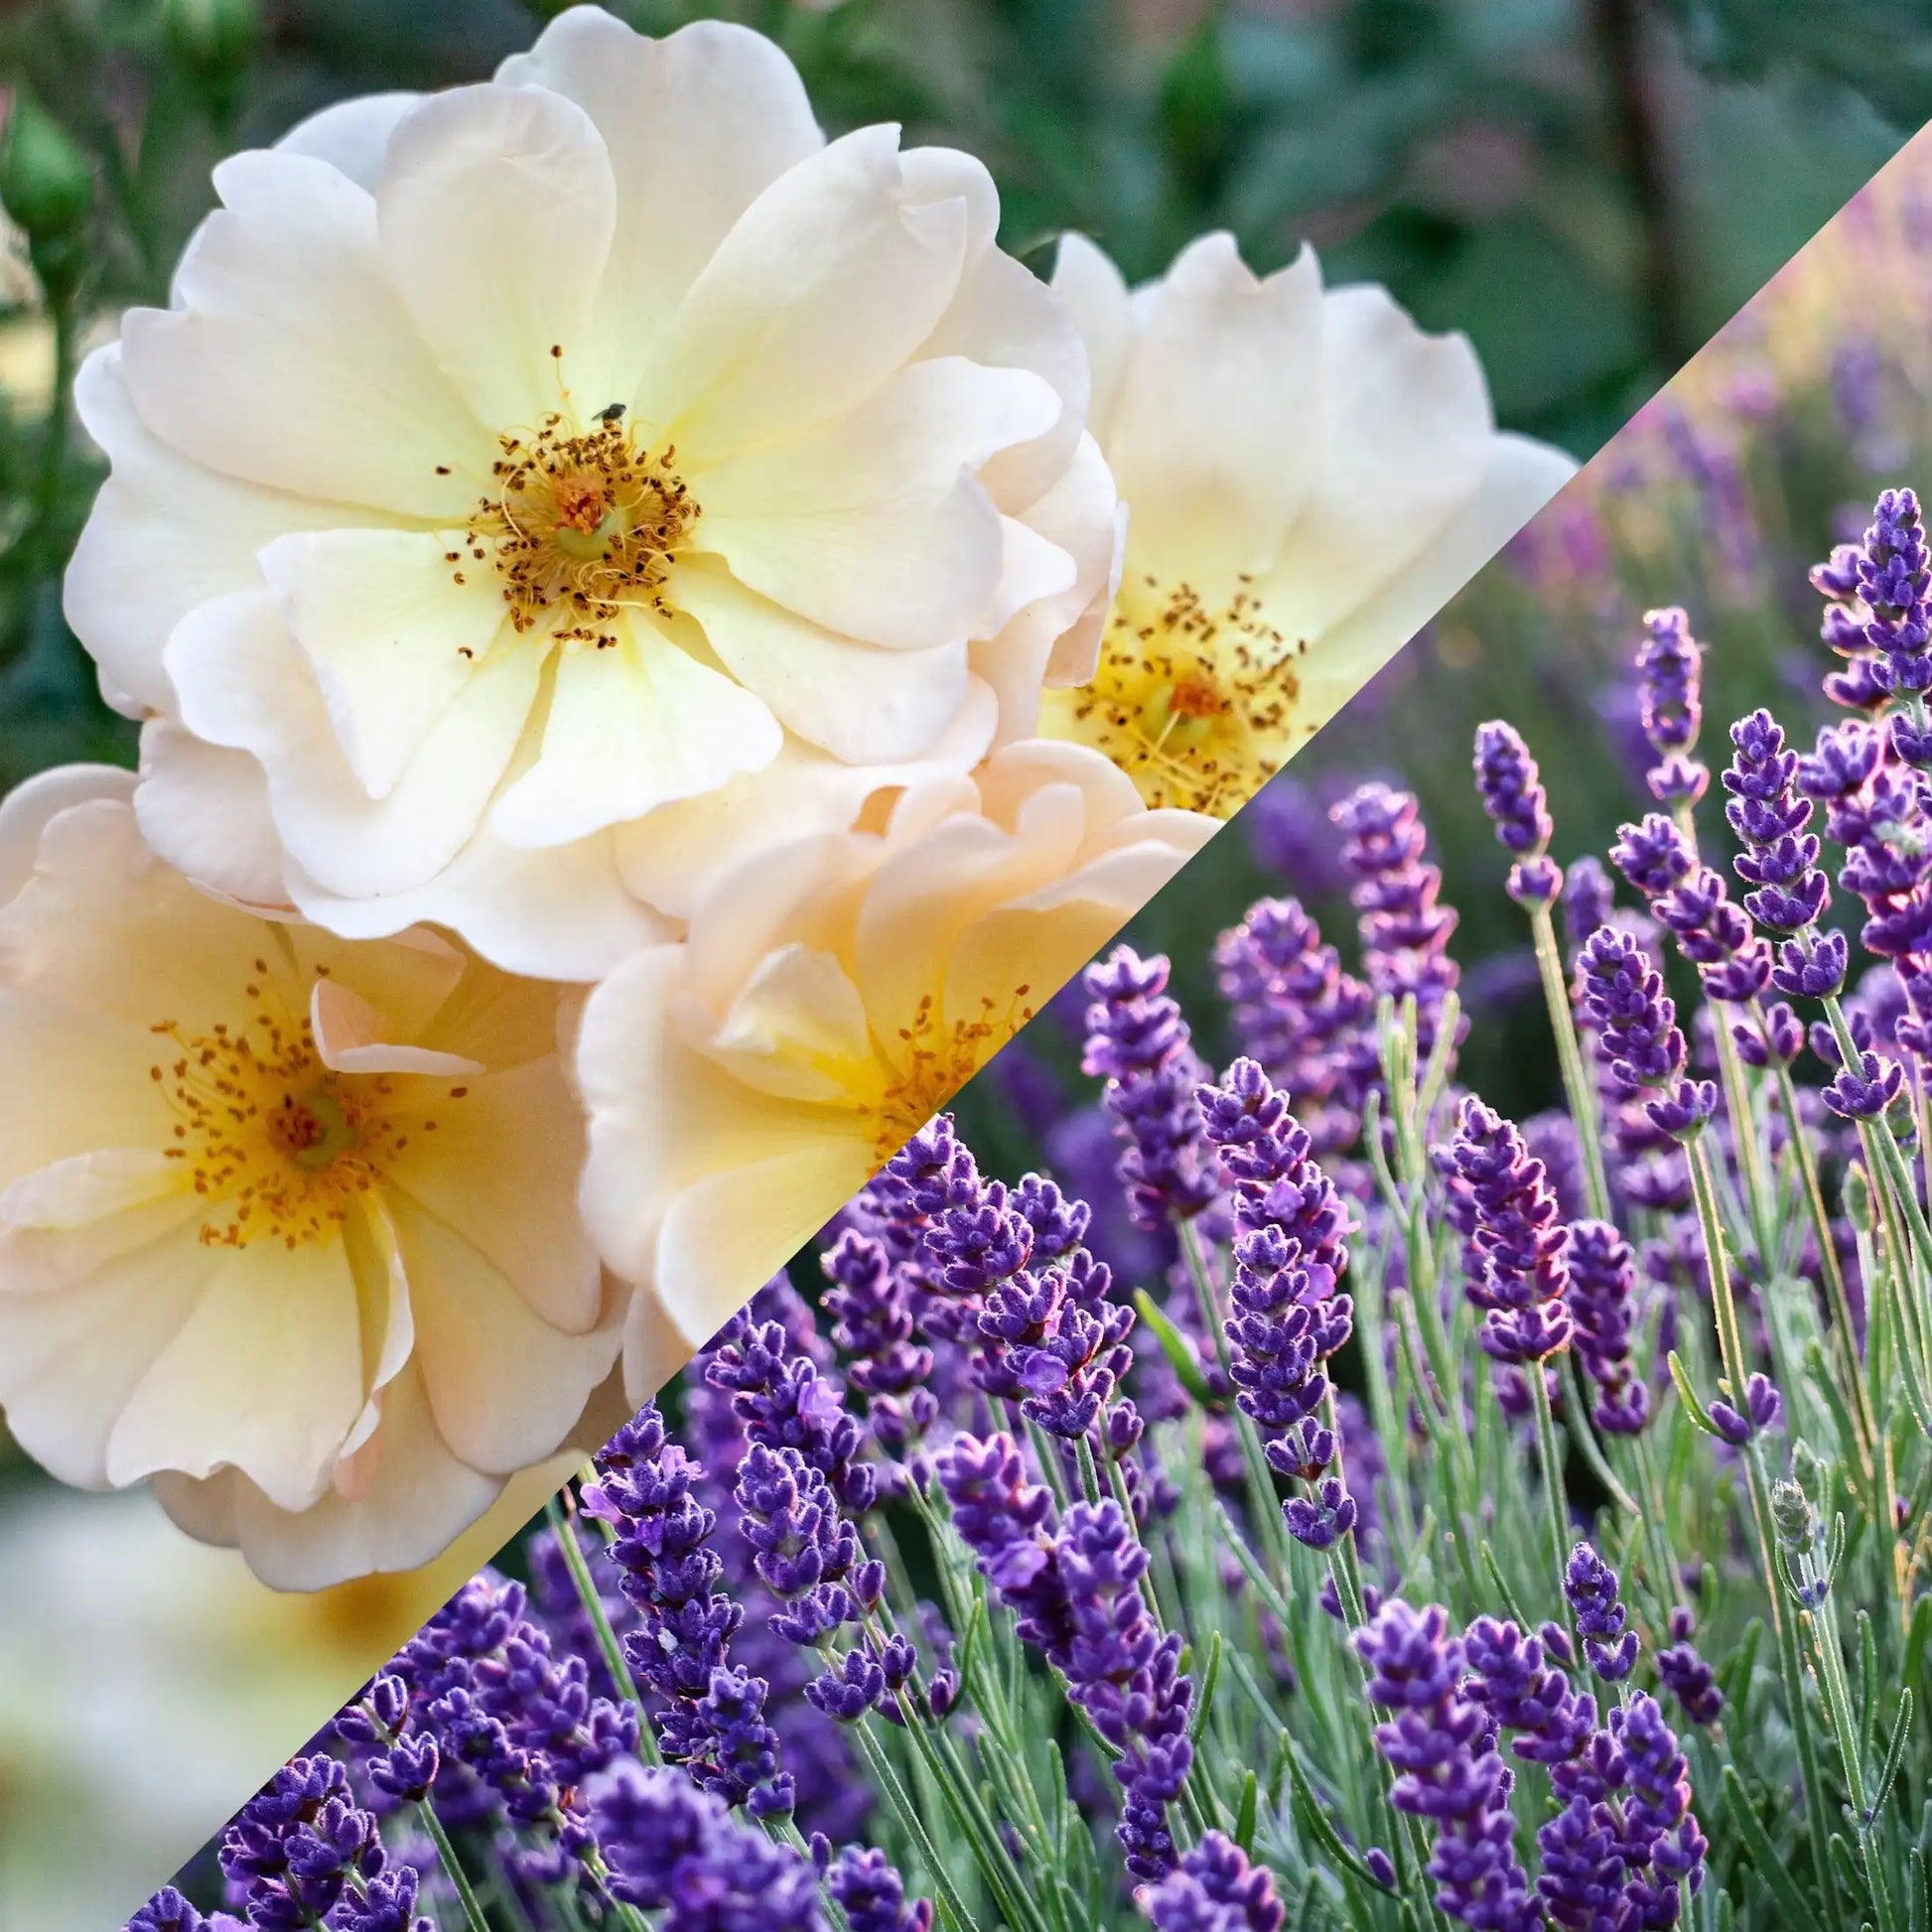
left=455, top=400, right=699, bottom=653
left=150, top=965, right=472, bottom=1250
left=1046, top=574, right=1308, bottom=816
left=868, top=987, right=1035, bottom=1164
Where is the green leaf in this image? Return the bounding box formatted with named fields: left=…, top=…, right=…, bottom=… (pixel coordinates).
left=1876, top=1691, right=1915, bottom=1817
left=1723, top=1765, right=1829, bottom=1932
left=1189, top=1629, right=1224, bottom=1744
left=1136, top=1288, right=1220, bottom=1408
left=1668, top=1351, right=1728, bottom=1438
left=1478, top=1541, right=1532, bottom=1630
left=1283, top=1742, right=1395, bottom=1893
left=1721, top=1621, right=1766, bottom=1758
left=1233, top=1768, right=1259, bottom=1854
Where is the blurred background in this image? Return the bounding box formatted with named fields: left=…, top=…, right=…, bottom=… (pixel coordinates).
left=4, top=0, right=1932, bottom=1924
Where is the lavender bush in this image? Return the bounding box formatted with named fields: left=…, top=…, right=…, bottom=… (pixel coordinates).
left=135, top=489, right=1932, bottom=1931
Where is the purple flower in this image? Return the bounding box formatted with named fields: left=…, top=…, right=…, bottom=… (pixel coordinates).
left=822, top=1228, right=936, bottom=1457
left=1284, top=1476, right=1359, bottom=1549
left=1565, top=1543, right=1638, bottom=1682
left=1709, top=1370, right=1782, bottom=1446
left=1635, top=607, right=1709, bottom=805
left=1611, top=1693, right=1709, bottom=1913
left=595, top=1761, right=825, bottom=1931
left=1356, top=1601, right=1539, bottom=1932
left=1144, top=1832, right=1287, bottom=1932
left=1725, top=708, right=1845, bottom=998
left=937, top=1436, right=1192, bottom=1880
left=1473, top=721, right=1562, bottom=903
left=802, top=1645, right=888, bottom=1723
left=1656, top=1608, right=1724, bottom=1726
left=1812, top=536, right=1893, bottom=716
left=1082, top=946, right=1220, bottom=1229
left=707, top=1302, right=877, bottom=1517
left=735, top=1443, right=884, bottom=1648
left=1609, top=812, right=1691, bottom=901
left=1812, top=748, right=1932, bottom=1066
left=1734, top=997, right=1803, bottom=1068
left=219, top=1756, right=383, bottom=1932
left=1823, top=1046, right=1907, bottom=1119
left=126, top=1891, right=245, bottom=1932
left=1197, top=1057, right=1355, bottom=1511
left=980, top=1176, right=1135, bottom=1440
left=585, top=1408, right=792, bottom=1816
left=936, top=1432, right=1064, bottom=1620
left=908, top=1136, right=1133, bottom=1436
left=334, top=1867, right=435, bottom=1932
left=1449, top=1097, right=1573, bottom=1366
left=1856, top=485, right=1932, bottom=702
left=1565, top=1220, right=1649, bottom=1435
left=1577, top=927, right=1718, bottom=1141
left=1330, top=781, right=1462, bottom=1065
left=1213, top=895, right=1375, bottom=1158
left=825, top=1846, right=933, bottom=1932
left=1611, top=812, right=1771, bottom=1007
left=1462, top=1615, right=1595, bottom=1766
left=1053, top=1499, right=1195, bottom=1879
left=1536, top=1793, right=1628, bottom=1931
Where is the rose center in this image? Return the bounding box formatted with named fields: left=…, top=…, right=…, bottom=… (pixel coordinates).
left=870, top=989, right=1035, bottom=1164
left=453, top=404, right=699, bottom=653
left=271, top=1088, right=360, bottom=1173
left=148, top=961, right=465, bottom=1250
left=1048, top=575, right=1304, bottom=816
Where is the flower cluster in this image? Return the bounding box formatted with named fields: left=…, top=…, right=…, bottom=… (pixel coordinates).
left=1635, top=605, right=1709, bottom=805
left=7, top=0, right=1563, bottom=1588
left=1330, top=779, right=1463, bottom=1063
left=1196, top=1054, right=1358, bottom=1540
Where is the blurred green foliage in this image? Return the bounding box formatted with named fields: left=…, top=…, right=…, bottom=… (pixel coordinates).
left=0, top=0, right=1929, bottom=810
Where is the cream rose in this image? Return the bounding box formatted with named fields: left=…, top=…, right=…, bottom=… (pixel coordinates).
left=64, top=9, right=1115, bottom=979
left=0, top=767, right=622, bottom=1587
left=575, top=740, right=1215, bottom=1392
left=1039, top=232, right=1575, bottom=813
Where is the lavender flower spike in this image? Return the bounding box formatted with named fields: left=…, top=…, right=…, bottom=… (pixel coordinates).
left=1473, top=720, right=1563, bottom=904
left=1565, top=1220, right=1649, bottom=1434
left=1611, top=1693, right=1709, bottom=1917
left=1565, top=1542, right=1639, bottom=1682
left=1449, top=1096, right=1573, bottom=1365
left=1709, top=1370, right=1782, bottom=1447
left=1857, top=485, right=1932, bottom=709
left=585, top=1406, right=793, bottom=1815
left=1196, top=1056, right=1355, bottom=1516
left=1082, top=945, right=1220, bottom=1230
left=596, top=1762, right=826, bottom=1931
left=1724, top=706, right=1848, bottom=998
left=126, top=1891, right=244, bottom=1932
left=1577, top=925, right=1718, bottom=1141
left=826, top=1846, right=934, bottom=1932
left=1144, top=1832, right=1287, bottom=1932
left=1636, top=606, right=1709, bottom=805
left=1356, top=1600, right=1539, bottom=1932
left=1656, top=1608, right=1725, bottom=1725
left=1330, top=780, right=1462, bottom=1064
